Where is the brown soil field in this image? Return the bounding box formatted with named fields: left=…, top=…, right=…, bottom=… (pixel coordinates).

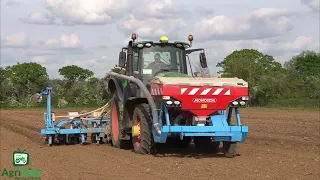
left=0, top=109, right=319, bottom=180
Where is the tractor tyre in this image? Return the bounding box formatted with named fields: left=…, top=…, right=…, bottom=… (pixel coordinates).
left=132, top=103, right=155, bottom=154
left=223, top=142, right=237, bottom=158
left=110, top=94, right=131, bottom=149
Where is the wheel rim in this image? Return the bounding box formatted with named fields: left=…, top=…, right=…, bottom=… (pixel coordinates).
left=133, top=117, right=141, bottom=148
left=111, top=103, right=119, bottom=141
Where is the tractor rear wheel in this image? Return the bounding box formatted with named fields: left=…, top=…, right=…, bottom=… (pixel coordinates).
left=132, top=103, right=155, bottom=154
left=110, top=94, right=131, bottom=149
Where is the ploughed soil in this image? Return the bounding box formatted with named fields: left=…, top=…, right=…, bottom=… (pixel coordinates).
left=0, top=109, right=319, bottom=180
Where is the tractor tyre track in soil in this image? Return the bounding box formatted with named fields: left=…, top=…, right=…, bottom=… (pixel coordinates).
left=0, top=120, right=43, bottom=145
left=0, top=109, right=319, bottom=180
left=1, top=119, right=40, bottom=132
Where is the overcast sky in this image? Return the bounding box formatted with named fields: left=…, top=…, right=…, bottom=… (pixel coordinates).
left=1, top=0, right=319, bottom=78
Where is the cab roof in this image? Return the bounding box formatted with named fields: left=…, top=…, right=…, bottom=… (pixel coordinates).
left=123, top=34, right=194, bottom=49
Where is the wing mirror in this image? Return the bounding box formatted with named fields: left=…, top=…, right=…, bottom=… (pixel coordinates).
left=199, top=52, right=207, bottom=68
left=118, top=52, right=126, bottom=67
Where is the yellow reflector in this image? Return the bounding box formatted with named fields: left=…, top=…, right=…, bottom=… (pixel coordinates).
left=160, top=36, right=168, bottom=43
left=201, top=104, right=207, bottom=108
left=132, top=125, right=140, bottom=137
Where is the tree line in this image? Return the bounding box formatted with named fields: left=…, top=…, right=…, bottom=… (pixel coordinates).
left=0, top=64, right=109, bottom=108
left=216, top=49, right=319, bottom=108
left=0, top=49, right=319, bottom=109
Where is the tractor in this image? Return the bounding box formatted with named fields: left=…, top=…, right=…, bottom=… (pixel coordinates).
left=103, top=34, right=249, bottom=157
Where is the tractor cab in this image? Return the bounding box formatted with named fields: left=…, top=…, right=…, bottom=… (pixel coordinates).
left=118, top=34, right=208, bottom=84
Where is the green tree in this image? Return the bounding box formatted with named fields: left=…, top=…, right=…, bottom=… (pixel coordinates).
left=0, top=67, right=11, bottom=106
left=58, top=65, right=94, bottom=82
left=217, top=49, right=282, bottom=83
left=284, top=50, right=320, bottom=78
left=5, top=62, right=49, bottom=101
left=216, top=49, right=283, bottom=105
left=283, top=51, right=320, bottom=102
left=0, top=67, right=7, bottom=83
left=5, top=62, right=48, bottom=87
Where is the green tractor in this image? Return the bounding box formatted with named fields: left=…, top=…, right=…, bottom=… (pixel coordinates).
left=103, top=34, right=249, bottom=156
left=15, top=156, right=27, bottom=163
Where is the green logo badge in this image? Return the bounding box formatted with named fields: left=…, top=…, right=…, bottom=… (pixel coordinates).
left=2, top=149, right=42, bottom=179
left=12, top=149, right=29, bottom=167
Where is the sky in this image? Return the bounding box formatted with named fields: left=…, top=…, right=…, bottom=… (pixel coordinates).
left=1, top=0, right=319, bottom=78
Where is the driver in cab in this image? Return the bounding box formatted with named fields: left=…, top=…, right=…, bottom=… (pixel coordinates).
left=146, top=53, right=168, bottom=75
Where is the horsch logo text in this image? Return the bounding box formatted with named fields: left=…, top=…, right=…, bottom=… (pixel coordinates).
left=192, top=98, right=217, bottom=103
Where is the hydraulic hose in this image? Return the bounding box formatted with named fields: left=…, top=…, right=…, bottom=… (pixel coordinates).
left=104, top=71, right=161, bottom=135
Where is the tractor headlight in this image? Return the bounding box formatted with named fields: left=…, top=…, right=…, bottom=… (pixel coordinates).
left=229, top=97, right=248, bottom=107
left=232, top=101, right=239, bottom=106
left=137, top=43, right=143, bottom=48
left=164, top=97, right=181, bottom=108
left=145, top=43, right=152, bottom=47
left=174, top=101, right=180, bottom=105
left=166, top=101, right=173, bottom=105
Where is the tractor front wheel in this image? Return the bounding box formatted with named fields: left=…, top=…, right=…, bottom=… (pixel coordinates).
left=132, top=104, right=155, bottom=154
